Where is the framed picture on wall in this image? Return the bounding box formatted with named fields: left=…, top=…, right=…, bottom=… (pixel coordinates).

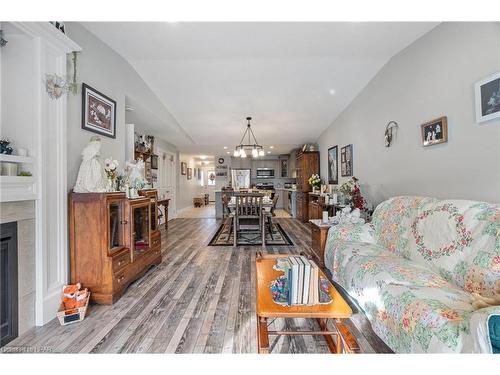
left=81, top=83, right=116, bottom=138
left=475, top=71, right=500, bottom=123
left=421, top=116, right=448, bottom=147
left=197, top=168, right=202, bottom=180
left=327, top=146, right=338, bottom=184
left=341, top=144, right=353, bottom=177
left=150, top=154, right=158, bottom=170
left=187, top=168, right=192, bottom=180
left=181, top=162, right=187, bottom=175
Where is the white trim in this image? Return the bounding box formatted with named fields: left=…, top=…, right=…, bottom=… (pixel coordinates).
left=10, top=22, right=81, bottom=53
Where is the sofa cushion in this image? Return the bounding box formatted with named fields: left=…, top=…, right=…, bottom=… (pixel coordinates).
left=371, top=196, right=436, bottom=258
left=372, top=197, right=500, bottom=295
left=327, top=240, right=480, bottom=352
left=406, top=199, right=500, bottom=295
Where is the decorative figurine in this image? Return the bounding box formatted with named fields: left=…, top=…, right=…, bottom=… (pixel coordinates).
left=73, top=136, right=108, bottom=193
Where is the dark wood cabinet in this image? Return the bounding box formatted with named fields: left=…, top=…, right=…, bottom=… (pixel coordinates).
left=295, top=151, right=319, bottom=222
left=308, top=193, right=322, bottom=220
left=69, top=192, right=161, bottom=305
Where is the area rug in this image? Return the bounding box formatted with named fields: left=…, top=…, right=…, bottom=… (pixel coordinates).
left=208, top=222, right=294, bottom=246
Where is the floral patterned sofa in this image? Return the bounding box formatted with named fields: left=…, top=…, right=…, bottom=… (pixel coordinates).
left=324, top=196, right=500, bottom=353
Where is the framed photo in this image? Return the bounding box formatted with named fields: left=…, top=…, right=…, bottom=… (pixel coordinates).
left=341, top=144, right=353, bottom=177
left=81, top=83, right=116, bottom=138
left=327, top=146, right=338, bottom=184
left=150, top=154, right=158, bottom=170
left=197, top=168, right=202, bottom=180
left=181, top=162, right=187, bottom=175
left=475, top=71, right=500, bottom=123
left=187, top=168, right=192, bottom=180
left=421, top=116, right=448, bottom=147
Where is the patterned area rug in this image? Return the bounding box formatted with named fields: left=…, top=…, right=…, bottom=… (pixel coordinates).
left=208, top=222, right=294, bottom=246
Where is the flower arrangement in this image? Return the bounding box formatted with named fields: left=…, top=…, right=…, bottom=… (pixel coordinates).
left=104, top=158, right=119, bottom=191
left=339, top=176, right=365, bottom=210
left=308, top=174, right=322, bottom=188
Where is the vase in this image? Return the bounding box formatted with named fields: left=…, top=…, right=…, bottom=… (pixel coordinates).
left=106, top=178, right=114, bottom=192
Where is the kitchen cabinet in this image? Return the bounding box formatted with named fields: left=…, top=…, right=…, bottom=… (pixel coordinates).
left=279, top=155, right=289, bottom=178
left=289, top=149, right=297, bottom=178
left=295, top=151, right=319, bottom=222
left=231, top=157, right=251, bottom=170
left=275, top=189, right=284, bottom=209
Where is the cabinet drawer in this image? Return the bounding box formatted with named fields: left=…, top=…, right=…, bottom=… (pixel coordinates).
left=112, top=250, right=131, bottom=272
left=151, top=231, right=161, bottom=250
left=113, top=268, right=130, bottom=288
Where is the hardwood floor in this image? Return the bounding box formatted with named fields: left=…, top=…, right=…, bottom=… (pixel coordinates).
left=3, top=217, right=391, bottom=354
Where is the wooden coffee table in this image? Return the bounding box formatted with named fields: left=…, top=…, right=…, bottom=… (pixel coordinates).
left=255, top=254, right=359, bottom=354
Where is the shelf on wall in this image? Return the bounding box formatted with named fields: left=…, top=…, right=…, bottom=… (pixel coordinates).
left=0, top=154, right=36, bottom=163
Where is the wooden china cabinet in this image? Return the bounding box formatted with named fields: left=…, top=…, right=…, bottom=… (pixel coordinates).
left=69, top=191, right=162, bottom=304
left=138, top=189, right=161, bottom=250
left=295, top=150, right=320, bottom=222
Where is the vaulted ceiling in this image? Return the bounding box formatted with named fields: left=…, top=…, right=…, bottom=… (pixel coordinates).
left=83, top=22, right=438, bottom=155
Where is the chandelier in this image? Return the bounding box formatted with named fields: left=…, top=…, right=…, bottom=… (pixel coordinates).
left=233, top=117, right=265, bottom=158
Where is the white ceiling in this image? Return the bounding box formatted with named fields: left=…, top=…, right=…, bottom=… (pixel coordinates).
left=83, top=22, right=438, bottom=155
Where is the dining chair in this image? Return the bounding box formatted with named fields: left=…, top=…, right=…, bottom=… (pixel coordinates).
left=222, top=193, right=234, bottom=239
left=263, top=193, right=279, bottom=240
left=233, top=192, right=265, bottom=247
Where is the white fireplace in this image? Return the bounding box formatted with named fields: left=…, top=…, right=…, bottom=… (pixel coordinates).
left=0, top=22, right=81, bottom=336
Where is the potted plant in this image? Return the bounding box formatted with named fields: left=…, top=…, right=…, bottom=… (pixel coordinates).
left=308, top=174, right=322, bottom=193
left=339, top=177, right=365, bottom=209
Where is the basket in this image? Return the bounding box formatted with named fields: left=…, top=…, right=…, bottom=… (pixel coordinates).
left=56, top=292, right=90, bottom=326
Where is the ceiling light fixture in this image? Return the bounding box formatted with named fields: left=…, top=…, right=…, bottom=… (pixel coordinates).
left=234, top=117, right=264, bottom=158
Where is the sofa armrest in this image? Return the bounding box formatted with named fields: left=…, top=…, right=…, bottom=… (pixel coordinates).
left=469, top=306, right=500, bottom=353
left=326, top=222, right=376, bottom=245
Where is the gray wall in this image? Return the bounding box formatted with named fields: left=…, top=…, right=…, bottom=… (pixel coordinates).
left=65, top=23, right=179, bottom=190
left=318, top=22, right=500, bottom=206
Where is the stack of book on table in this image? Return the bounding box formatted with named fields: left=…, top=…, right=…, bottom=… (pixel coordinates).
left=274, top=256, right=330, bottom=306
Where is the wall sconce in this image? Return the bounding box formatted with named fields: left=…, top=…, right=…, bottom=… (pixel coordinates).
left=0, top=30, right=8, bottom=47
left=384, top=121, right=399, bottom=147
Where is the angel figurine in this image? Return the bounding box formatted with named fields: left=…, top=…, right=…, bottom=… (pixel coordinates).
left=73, top=136, right=108, bottom=193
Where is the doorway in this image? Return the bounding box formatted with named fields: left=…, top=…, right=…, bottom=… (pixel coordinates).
left=155, top=148, right=176, bottom=224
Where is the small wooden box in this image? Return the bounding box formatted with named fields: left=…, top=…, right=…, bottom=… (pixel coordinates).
left=56, top=292, right=90, bottom=326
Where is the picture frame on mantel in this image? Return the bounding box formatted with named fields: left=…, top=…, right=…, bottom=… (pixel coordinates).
left=475, top=71, right=500, bottom=123
left=341, top=144, right=353, bottom=177
left=81, top=83, right=116, bottom=139
left=327, top=145, right=338, bottom=184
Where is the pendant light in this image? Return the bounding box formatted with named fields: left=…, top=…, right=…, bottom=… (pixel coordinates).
left=234, top=117, right=264, bottom=158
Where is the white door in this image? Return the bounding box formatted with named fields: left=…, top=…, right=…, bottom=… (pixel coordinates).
left=156, top=148, right=176, bottom=223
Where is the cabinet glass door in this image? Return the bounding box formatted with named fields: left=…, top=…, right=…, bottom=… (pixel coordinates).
left=132, top=205, right=150, bottom=256
left=150, top=202, right=157, bottom=231
left=109, top=201, right=123, bottom=252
